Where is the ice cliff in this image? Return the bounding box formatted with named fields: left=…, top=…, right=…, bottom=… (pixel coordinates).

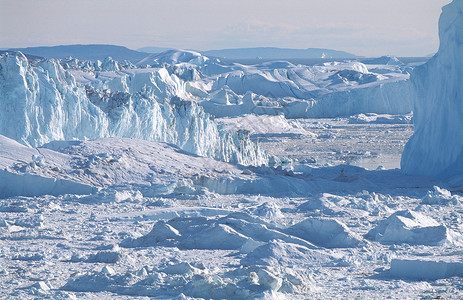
left=0, top=52, right=268, bottom=166
left=401, top=0, right=463, bottom=178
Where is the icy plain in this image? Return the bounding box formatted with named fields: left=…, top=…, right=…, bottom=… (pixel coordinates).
left=1, top=0, right=463, bottom=299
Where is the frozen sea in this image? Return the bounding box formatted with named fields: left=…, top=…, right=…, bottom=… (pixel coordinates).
left=1, top=114, right=462, bottom=299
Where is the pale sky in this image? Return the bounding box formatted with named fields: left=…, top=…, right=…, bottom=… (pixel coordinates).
left=0, top=0, right=451, bottom=57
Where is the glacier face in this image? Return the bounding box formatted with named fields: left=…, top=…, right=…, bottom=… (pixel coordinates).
left=0, top=52, right=268, bottom=166
left=401, top=0, right=463, bottom=178
left=59, top=48, right=414, bottom=120
left=187, top=59, right=414, bottom=119
left=0, top=53, right=108, bottom=146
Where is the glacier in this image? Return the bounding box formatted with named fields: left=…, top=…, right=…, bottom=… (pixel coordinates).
left=72, top=48, right=414, bottom=120
left=0, top=52, right=268, bottom=166
left=401, top=0, right=463, bottom=179
left=0, top=46, right=416, bottom=168
left=184, top=56, right=414, bottom=119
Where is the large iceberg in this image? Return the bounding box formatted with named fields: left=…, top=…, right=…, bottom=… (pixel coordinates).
left=122, top=49, right=415, bottom=119
left=0, top=52, right=268, bottom=166
left=401, top=0, right=463, bottom=178
left=195, top=61, right=413, bottom=118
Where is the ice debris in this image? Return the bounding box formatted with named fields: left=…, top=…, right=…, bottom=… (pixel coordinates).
left=421, top=186, right=461, bottom=205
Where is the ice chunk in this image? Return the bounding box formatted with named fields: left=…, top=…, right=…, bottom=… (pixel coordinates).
left=80, top=189, right=143, bottom=203
left=365, top=210, right=453, bottom=246
left=348, top=113, right=412, bottom=125
left=162, top=262, right=202, bottom=275
left=256, top=269, right=282, bottom=292
left=86, top=251, right=122, bottom=263
left=63, top=270, right=114, bottom=292
left=12, top=253, right=45, bottom=261
left=138, top=49, right=210, bottom=67
left=181, top=223, right=251, bottom=250
left=286, top=218, right=362, bottom=248
left=242, top=240, right=336, bottom=268
left=251, top=202, right=284, bottom=219
left=389, top=258, right=463, bottom=280
left=125, top=221, right=181, bottom=247
left=362, top=56, right=404, bottom=66
left=32, top=281, right=51, bottom=292
left=422, top=186, right=461, bottom=205
left=122, top=213, right=319, bottom=251
left=122, top=217, right=251, bottom=250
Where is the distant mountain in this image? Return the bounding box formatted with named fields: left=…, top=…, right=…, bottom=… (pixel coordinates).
left=4, top=44, right=358, bottom=64
left=137, top=46, right=176, bottom=54
left=7, top=44, right=150, bottom=63
left=201, top=47, right=358, bottom=60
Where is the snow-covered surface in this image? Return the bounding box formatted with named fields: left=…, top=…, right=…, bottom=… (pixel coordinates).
left=402, top=0, right=463, bottom=179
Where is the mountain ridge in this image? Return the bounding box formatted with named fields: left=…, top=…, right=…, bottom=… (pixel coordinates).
left=7, top=44, right=150, bottom=63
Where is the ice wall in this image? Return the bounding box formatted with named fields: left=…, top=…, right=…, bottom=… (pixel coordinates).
left=0, top=53, right=268, bottom=166
left=401, top=0, right=463, bottom=177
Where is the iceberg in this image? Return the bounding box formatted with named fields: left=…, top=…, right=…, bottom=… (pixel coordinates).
left=401, top=0, right=463, bottom=178
left=0, top=52, right=268, bottom=166
left=365, top=210, right=456, bottom=246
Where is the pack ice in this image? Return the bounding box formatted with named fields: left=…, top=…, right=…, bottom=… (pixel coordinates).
left=2, top=1, right=463, bottom=299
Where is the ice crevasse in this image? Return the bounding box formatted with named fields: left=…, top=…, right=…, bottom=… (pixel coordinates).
left=401, top=0, right=463, bottom=178
left=0, top=52, right=268, bottom=166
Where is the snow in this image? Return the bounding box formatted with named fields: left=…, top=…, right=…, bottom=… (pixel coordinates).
left=0, top=135, right=461, bottom=299
left=401, top=0, right=463, bottom=178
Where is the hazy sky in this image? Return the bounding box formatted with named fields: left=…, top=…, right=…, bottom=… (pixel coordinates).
left=0, top=0, right=451, bottom=57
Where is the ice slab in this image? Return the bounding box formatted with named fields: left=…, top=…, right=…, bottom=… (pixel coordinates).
left=389, top=258, right=463, bottom=281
